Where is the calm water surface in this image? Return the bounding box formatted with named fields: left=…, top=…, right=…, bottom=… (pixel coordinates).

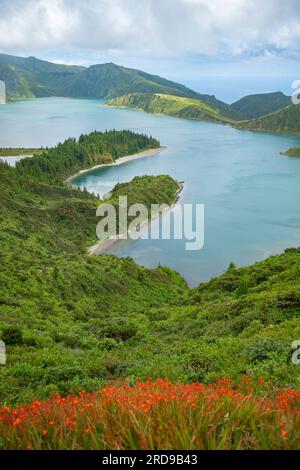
left=1, top=98, right=300, bottom=285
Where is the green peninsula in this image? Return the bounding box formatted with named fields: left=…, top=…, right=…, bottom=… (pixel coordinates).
left=108, top=93, right=237, bottom=124
left=281, top=147, right=300, bottom=157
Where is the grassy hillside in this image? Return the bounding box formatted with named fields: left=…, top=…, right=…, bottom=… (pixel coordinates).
left=0, top=54, right=84, bottom=99
left=108, top=92, right=300, bottom=137
left=0, top=161, right=185, bottom=404
left=63, top=62, right=208, bottom=100
left=231, top=92, right=291, bottom=119
left=0, top=53, right=232, bottom=114
left=1, top=163, right=300, bottom=403
left=108, top=93, right=237, bottom=124
left=236, top=103, right=300, bottom=134
left=1, top=128, right=300, bottom=410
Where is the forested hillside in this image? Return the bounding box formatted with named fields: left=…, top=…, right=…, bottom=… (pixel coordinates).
left=0, top=149, right=184, bottom=403
left=0, top=54, right=84, bottom=99
left=236, top=103, right=300, bottom=134
left=0, top=53, right=231, bottom=112
left=231, top=92, right=291, bottom=119
left=1, top=130, right=300, bottom=404
left=16, top=130, right=160, bottom=184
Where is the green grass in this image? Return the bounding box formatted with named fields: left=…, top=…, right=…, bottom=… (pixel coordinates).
left=0, top=155, right=185, bottom=404
left=108, top=93, right=236, bottom=124
left=235, top=104, right=300, bottom=135
left=0, top=53, right=219, bottom=102
left=230, top=92, right=290, bottom=120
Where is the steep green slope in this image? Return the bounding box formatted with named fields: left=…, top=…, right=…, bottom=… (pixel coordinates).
left=236, top=103, right=300, bottom=134
left=1, top=129, right=300, bottom=405
left=90, top=248, right=300, bottom=388
left=63, top=62, right=235, bottom=115
left=0, top=54, right=84, bottom=99
left=2, top=156, right=300, bottom=402
left=108, top=93, right=237, bottom=124
left=0, top=54, right=234, bottom=116
left=0, top=160, right=185, bottom=404
left=63, top=62, right=202, bottom=100
left=231, top=91, right=291, bottom=119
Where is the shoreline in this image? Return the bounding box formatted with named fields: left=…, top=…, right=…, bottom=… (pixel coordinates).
left=108, top=103, right=300, bottom=139
left=88, top=180, right=184, bottom=255
left=66, top=146, right=166, bottom=184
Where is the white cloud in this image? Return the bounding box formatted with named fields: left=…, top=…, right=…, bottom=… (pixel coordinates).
left=0, top=0, right=300, bottom=60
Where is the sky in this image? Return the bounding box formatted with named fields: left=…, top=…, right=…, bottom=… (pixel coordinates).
left=0, top=0, right=300, bottom=101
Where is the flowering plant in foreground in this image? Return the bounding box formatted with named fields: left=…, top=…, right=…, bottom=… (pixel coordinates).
left=0, top=377, right=300, bottom=450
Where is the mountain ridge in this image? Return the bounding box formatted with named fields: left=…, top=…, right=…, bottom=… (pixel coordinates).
left=1, top=53, right=298, bottom=133
left=230, top=91, right=291, bottom=119
left=0, top=53, right=235, bottom=119
left=236, top=102, right=300, bottom=134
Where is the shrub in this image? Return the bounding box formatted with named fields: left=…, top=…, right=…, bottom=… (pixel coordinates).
left=102, top=320, right=137, bottom=342
left=236, top=276, right=250, bottom=297
left=1, top=326, right=23, bottom=345
left=241, top=337, right=288, bottom=363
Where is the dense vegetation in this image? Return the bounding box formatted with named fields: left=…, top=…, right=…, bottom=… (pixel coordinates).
left=16, top=130, right=160, bottom=184
left=231, top=92, right=291, bottom=120
left=1, top=127, right=300, bottom=437
left=0, top=148, right=42, bottom=157
left=0, top=148, right=185, bottom=404
left=108, top=92, right=300, bottom=136
left=0, top=53, right=230, bottom=110
left=100, top=175, right=180, bottom=236
left=3, top=53, right=300, bottom=136
left=108, top=93, right=237, bottom=124
left=236, top=103, right=300, bottom=134
left=0, top=54, right=84, bottom=99
left=63, top=63, right=212, bottom=101
left=1, top=151, right=300, bottom=405
left=1, top=378, right=300, bottom=450
left=281, top=147, right=300, bottom=157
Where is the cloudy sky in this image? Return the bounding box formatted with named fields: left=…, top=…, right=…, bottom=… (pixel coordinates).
left=0, top=0, right=299, bottom=100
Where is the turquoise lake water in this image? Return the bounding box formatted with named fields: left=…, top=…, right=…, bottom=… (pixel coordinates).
left=1, top=97, right=300, bottom=286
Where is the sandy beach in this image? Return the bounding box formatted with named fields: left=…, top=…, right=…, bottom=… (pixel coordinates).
left=66, top=146, right=166, bottom=184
